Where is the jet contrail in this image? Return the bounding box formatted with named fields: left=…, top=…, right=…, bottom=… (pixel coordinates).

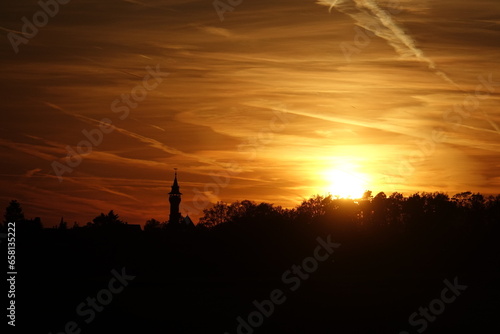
left=326, top=0, right=339, bottom=12
left=317, top=0, right=500, bottom=134
left=316, top=0, right=458, bottom=86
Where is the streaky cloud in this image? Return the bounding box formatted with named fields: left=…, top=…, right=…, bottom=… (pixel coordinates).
left=316, top=0, right=500, bottom=134
left=316, top=0, right=458, bottom=87
left=44, top=102, right=225, bottom=168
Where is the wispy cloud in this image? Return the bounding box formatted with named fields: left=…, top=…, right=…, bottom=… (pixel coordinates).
left=198, top=26, right=234, bottom=38
left=24, top=168, right=42, bottom=178
left=0, top=138, right=59, bottom=162
left=316, top=0, right=458, bottom=86
left=44, top=102, right=222, bottom=166
left=0, top=26, right=26, bottom=35
left=1, top=0, right=499, bottom=225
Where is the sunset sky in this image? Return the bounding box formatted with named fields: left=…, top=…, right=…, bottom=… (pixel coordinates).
left=1, top=0, right=499, bottom=226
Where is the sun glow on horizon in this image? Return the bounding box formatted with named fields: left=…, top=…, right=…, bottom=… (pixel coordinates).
left=322, top=168, right=369, bottom=199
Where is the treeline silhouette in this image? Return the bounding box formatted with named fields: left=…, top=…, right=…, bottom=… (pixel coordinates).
left=6, top=190, right=497, bottom=233
left=196, top=191, right=500, bottom=232
left=4, top=191, right=500, bottom=334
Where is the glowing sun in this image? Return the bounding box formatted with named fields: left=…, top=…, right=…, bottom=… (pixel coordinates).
left=323, top=169, right=369, bottom=199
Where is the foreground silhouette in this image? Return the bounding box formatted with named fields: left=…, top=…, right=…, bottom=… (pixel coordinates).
left=4, top=191, right=500, bottom=333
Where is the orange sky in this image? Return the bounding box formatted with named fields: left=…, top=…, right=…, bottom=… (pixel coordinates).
left=1, top=0, right=499, bottom=226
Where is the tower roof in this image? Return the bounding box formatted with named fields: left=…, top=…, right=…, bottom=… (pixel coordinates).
left=183, top=215, right=194, bottom=226
left=169, top=169, right=181, bottom=195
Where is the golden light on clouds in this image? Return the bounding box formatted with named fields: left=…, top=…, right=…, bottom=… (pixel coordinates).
left=0, top=0, right=499, bottom=226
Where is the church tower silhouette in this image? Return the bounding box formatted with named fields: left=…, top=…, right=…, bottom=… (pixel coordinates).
left=168, top=169, right=182, bottom=224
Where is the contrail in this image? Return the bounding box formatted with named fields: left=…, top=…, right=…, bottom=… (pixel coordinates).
left=316, top=0, right=500, bottom=133
left=325, top=0, right=339, bottom=12
left=43, top=102, right=227, bottom=168
left=0, top=26, right=27, bottom=35
left=316, top=0, right=457, bottom=86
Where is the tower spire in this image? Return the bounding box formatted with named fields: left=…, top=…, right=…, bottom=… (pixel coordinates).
left=168, top=168, right=182, bottom=224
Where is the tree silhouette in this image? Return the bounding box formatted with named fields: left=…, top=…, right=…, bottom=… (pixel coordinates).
left=57, top=217, right=68, bottom=230
left=199, top=200, right=285, bottom=229
left=144, top=218, right=162, bottom=231
left=3, top=199, right=25, bottom=224
left=386, top=192, right=404, bottom=228
left=88, top=210, right=126, bottom=229
left=199, top=201, right=230, bottom=228
left=485, top=195, right=500, bottom=226
left=371, top=192, right=388, bottom=227
left=362, top=190, right=373, bottom=200
left=293, top=194, right=334, bottom=224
